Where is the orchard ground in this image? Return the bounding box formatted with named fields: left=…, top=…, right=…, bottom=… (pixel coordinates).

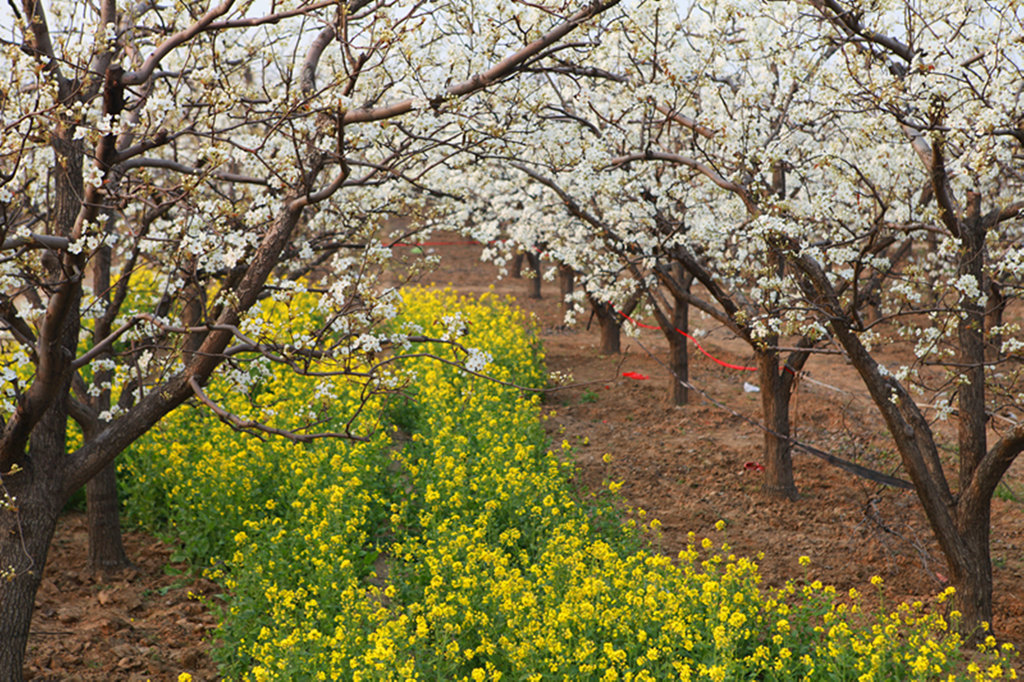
left=25, top=236, right=1024, bottom=679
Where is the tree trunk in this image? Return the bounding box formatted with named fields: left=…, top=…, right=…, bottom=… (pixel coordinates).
left=524, top=250, right=541, bottom=299
left=86, top=461, right=128, bottom=572
left=0, top=379, right=72, bottom=680
left=0, top=484, right=61, bottom=681
left=668, top=282, right=691, bottom=406
left=950, top=205, right=994, bottom=638
left=593, top=302, right=621, bottom=355
left=558, top=264, right=576, bottom=319
left=950, top=506, right=995, bottom=642
left=0, top=124, right=84, bottom=676
left=758, top=349, right=798, bottom=499
left=985, top=280, right=1006, bottom=363
left=86, top=239, right=130, bottom=572
left=511, top=252, right=524, bottom=278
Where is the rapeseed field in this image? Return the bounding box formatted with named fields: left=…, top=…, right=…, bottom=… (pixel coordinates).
left=121, top=288, right=1017, bottom=680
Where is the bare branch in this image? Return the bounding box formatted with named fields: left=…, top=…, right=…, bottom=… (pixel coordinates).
left=300, top=26, right=335, bottom=97
left=112, top=129, right=181, bottom=164
left=206, top=0, right=339, bottom=29
left=997, top=201, right=1024, bottom=224
left=653, top=103, right=716, bottom=139
left=0, top=233, right=70, bottom=252
left=290, top=162, right=351, bottom=210
left=118, top=157, right=269, bottom=185
left=607, top=151, right=760, bottom=217
left=963, top=423, right=1024, bottom=513
left=341, top=0, right=622, bottom=124
left=0, top=299, right=37, bottom=350
left=928, top=134, right=963, bottom=238
left=810, top=0, right=914, bottom=63
left=122, top=1, right=236, bottom=87
left=524, top=63, right=628, bottom=82
left=20, top=0, right=62, bottom=80
left=71, top=315, right=146, bottom=369
left=187, top=376, right=366, bottom=443
left=83, top=0, right=118, bottom=99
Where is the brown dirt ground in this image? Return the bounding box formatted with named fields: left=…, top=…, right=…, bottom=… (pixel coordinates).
left=26, top=236, right=1024, bottom=679
left=24, top=513, right=221, bottom=681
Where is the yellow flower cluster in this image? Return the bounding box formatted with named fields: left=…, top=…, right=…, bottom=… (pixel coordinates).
left=122, top=288, right=1017, bottom=681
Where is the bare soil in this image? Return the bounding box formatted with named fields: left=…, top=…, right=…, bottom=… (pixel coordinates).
left=26, top=236, right=1024, bottom=679
left=24, top=513, right=220, bottom=681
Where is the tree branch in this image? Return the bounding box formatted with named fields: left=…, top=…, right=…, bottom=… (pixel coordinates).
left=206, top=0, right=340, bottom=30
left=71, top=315, right=146, bottom=369
left=928, top=133, right=962, bottom=238
left=653, top=103, right=716, bottom=139
left=188, top=376, right=366, bottom=443
left=0, top=233, right=70, bottom=252
left=20, top=0, right=62, bottom=81
left=810, top=0, right=914, bottom=63
left=300, top=26, right=335, bottom=97
left=964, top=423, right=1024, bottom=513
left=341, top=0, right=622, bottom=124
left=117, top=157, right=269, bottom=185
left=607, top=151, right=760, bottom=217
left=997, top=200, right=1024, bottom=224
left=122, top=0, right=236, bottom=87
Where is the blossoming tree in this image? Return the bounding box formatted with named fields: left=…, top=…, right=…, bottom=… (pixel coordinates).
left=771, top=0, right=1024, bottom=639
left=462, top=0, right=842, bottom=498
left=606, top=0, right=1022, bottom=637
left=0, top=0, right=622, bottom=674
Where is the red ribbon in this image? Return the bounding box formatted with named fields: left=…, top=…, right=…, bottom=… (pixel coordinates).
left=618, top=311, right=759, bottom=372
